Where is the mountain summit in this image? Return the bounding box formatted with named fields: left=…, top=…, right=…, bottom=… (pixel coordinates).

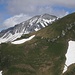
left=0, top=14, right=57, bottom=43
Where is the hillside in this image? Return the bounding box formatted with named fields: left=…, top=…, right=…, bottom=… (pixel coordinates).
left=0, top=13, right=75, bottom=75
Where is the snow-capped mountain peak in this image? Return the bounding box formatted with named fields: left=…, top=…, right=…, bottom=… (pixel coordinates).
left=0, top=14, right=57, bottom=44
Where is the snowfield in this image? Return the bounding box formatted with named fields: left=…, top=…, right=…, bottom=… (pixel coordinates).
left=0, top=33, right=23, bottom=44
left=0, top=71, right=2, bottom=75
left=63, top=41, right=75, bottom=73
left=11, top=35, right=35, bottom=44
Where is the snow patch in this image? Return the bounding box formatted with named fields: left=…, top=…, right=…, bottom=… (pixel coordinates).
left=11, top=35, right=35, bottom=44
left=0, top=71, right=2, bottom=75
left=63, top=41, right=75, bottom=73
left=29, top=18, right=38, bottom=26
left=40, top=22, right=45, bottom=27
left=34, top=28, right=40, bottom=31
left=43, top=19, right=55, bottom=24
left=0, top=33, right=23, bottom=44
left=44, top=21, right=48, bottom=26
left=36, top=16, right=42, bottom=23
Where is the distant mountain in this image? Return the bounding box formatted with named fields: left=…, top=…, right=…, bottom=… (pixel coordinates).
left=0, top=13, right=75, bottom=75
left=0, top=14, right=57, bottom=43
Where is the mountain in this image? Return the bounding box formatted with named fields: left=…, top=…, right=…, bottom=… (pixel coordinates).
left=0, top=14, right=57, bottom=43
left=0, top=12, right=75, bottom=75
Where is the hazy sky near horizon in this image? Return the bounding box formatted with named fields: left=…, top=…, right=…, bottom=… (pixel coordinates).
left=0, top=0, right=75, bottom=31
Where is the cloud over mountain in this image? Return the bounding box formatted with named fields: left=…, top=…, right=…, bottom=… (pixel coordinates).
left=2, top=13, right=31, bottom=28
left=0, top=0, right=74, bottom=30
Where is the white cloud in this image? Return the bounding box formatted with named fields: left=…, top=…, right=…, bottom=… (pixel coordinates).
left=5, top=0, right=75, bottom=15
left=7, top=0, right=75, bottom=8
left=2, top=13, right=31, bottom=28
left=0, top=0, right=73, bottom=30
left=53, top=10, right=69, bottom=18
left=5, top=0, right=73, bottom=17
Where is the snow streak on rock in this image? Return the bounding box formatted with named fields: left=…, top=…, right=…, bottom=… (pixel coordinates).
left=0, top=33, right=23, bottom=44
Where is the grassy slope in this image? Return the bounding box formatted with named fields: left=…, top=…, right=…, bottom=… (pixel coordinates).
left=0, top=37, right=68, bottom=75
left=0, top=13, right=75, bottom=75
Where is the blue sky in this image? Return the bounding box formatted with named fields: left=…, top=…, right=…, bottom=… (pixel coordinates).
left=0, top=0, right=75, bottom=31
